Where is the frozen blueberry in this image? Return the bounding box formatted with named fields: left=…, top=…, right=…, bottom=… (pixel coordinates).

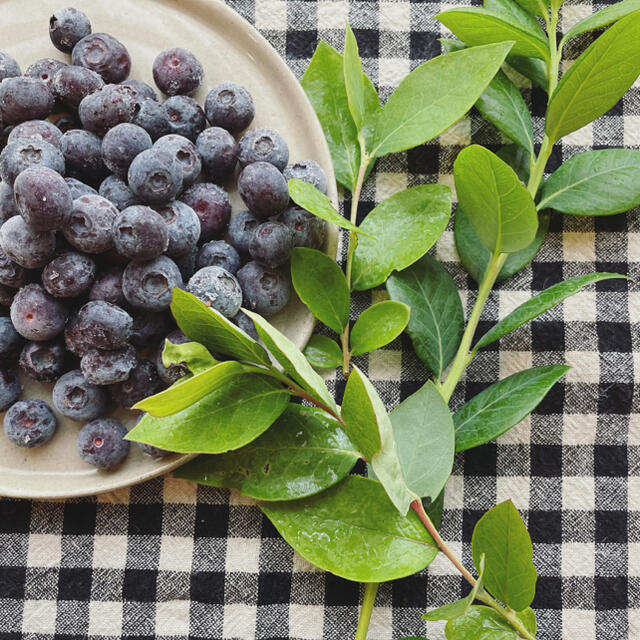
left=0, top=138, right=65, bottom=186
left=0, top=246, right=29, bottom=288
left=54, top=369, right=109, bottom=421
left=130, top=310, right=170, bottom=348
left=128, top=148, right=183, bottom=205
left=49, top=7, right=92, bottom=53
left=4, top=399, right=57, bottom=448
left=205, top=82, right=254, bottom=133
left=196, top=127, right=238, bottom=181
left=9, top=119, right=63, bottom=148
left=249, top=221, right=293, bottom=268
left=233, top=310, right=258, bottom=340
left=237, top=261, right=290, bottom=317
left=112, top=205, right=169, bottom=261
left=164, top=95, right=206, bottom=142
left=155, top=329, right=190, bottom=385
left=65, top=177, right=97, bottom=199
left=122, top=256, right=183, bottom=311
left=180, top=182, right=231, bottom=241
left=90, top=266, right=124, bottom=306
left=108, top=358, right=161, bottom=408
left=154, top=134, right=201, bottom=187
left=60, top=129, right=107, bottom=184
left=153, top=47, right=204, bottom=96
left=42, top=252, right=96, bottom=298
left=280, top=205, right=326, bottom=250
left=283, top=160, right=328, bottom=194
left=25, top=58, right=67, bottom=92
left=173, top=245, right=198, bottom=281
left=78, top=84, right=137, bottom=136
left=227, top=209, right=260, bottom=254
left=64, top=195, right=118, bottom=254
left=237, top=162, right=289, bottom=219
left=0, top=181, right=19, bottom=225
left=0, top=216, right=56, bottom=268
left=0, top=77, right=55, bottom=125
left=98, top=175, right=137, bottom=211
left=70, top=301, right=132, bottom=350
left=63, top=312, right=90, bottom=356
left=238, top=128, right=289, bottom=170
left=0, top=52, right=21, bottom=82
left=81, top=344, right=137, bottom=385
left=72, top=33, right=131, bottom=83
left=10, top=284, right=67, bottom=340
left=197, top=240, right=240, bottom=274
left=53, top=113, right=82, bottom=133
left=132, top=98, right=172, bottom=141
left=0, top=316, right=23, bottom=363
left=187, top=266, right=242, bottom=318
left=102, top=123, right=152, bottom=177
left=120, top=79, right=158, bottom=102
left=0, top=368, right=21, bottom=411
left=154, top=200, right=200, bottom=258
left=77, top=418, right=129, bottom=468
left=53, top=64, right=104, bottom=110
left=19, top=340, right=68, bottom=382
left=14, top=166, right=72, bottom=231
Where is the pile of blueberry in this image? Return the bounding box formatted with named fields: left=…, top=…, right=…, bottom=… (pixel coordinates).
left=0, top=7, right=327, bottom=469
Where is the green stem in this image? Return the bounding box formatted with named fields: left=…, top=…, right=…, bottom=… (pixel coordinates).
left=546, top=9, right=560, bottom=96
left=354, top=582, right=379, bottom=640
left=527, top=134, right=552, bottom=198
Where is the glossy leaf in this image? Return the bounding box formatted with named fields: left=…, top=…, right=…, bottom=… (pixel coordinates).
left=161, top=340, right=217, bottom=375
left=454, top=145, right=538, bottom=254
left=445, top=606, right=517, bottom=640
left=350, top=300, right=409, bottom=357
left=371, top=42, right=513, bottom=157
left=175, top=405, right=358, bottom=501
left=472, top=500, right=537, bottom=611
left=507, top=54, right=548, bottom=90
left=537, top=149, right=640, bottom=216
left=546, top=13, right=640, bottom=143
left=352, top=185, right=451, bottom=290
left=260, top=476, right=438, bottom=582
left=561, top=0, right=640, bottom=47
left=342, top=365, right=414, bottom=514
left=475, top=273, right=627, bottom=351
left=170, top=288, right=270, bottom=366
left=304, top=335, right=343, bottom=369
left=496, top=143, right=531, bottom=183
left=291, top=248, right=350, bottom=334
left=343, top=23, right=366, bottom=130
left=454, top=365, right=569, bottom=452
left=125, top=374, right=290, bottom=454
left=484, top=0, right=547, bottom=34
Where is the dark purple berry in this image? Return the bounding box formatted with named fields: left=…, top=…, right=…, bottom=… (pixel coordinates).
left=81, top=344, right=137, bottom=385
left=0, top=181, right=19, bottom=224
left=227, top=209, right=260, bottom=254
left=196, top=127, right=238, bottom=180
left=187, top=266, right=242, bottom=318
left=14, top=166, right=72, bottom=231
left=72, top=33, right=131, bottom=83
left=64, top=194, right=118, bottom=254
left=130, top=310, right=170, bottom=348
left=0, top=316, right=23, bottom=363
left=42, top=252, right=96, bottom=298
left=112, top=205, right=169, bottom=261
left=78, top=84, right=137, bottom=136
left=237, top=261, right=290, bottom=317
left=19, top=340, right=69, bottom=382
left=163, top=95, right=206, bottom=141
left=233, top=310, right=259, bottom=340
left=4, top=399, right=57, bottom=448
left=180, top=182, right=231, bottom=241
left=0, top=52, right=21, bottom=82
left=25, top=58, right=67, bottom=92
left=10, top=283, right=67, bottom=340
left=0, top=246, right=29, bottom=288
left=120, top=79, right=157, bottom=102
left=154, top=134, right=201, bottom=187
left=153, top=47, right=204, bottom=96
left=90, top=266, right=124, bottom=306
left=238, top=128, right=289, bottom=170
left=205, top=82, right=254, bottom=133
left=0, top=368, right=21, bottom=411
left=0, top=138, right=65, bottom=186
left=60, top=129, right=106, bottom=184
left=108, top=358, right=161, bottom=408
left=53, top=64, right=104, bottom=109
left=156, top=329, right=190, bottom=385
left=65, top=177, right=97, bottom=199
left=197, top=240, right=240, bottom=274
left=49, top=7, right=92, bottom=53
left=122, top=256, right=182, bottom=311
left=128, top=148, right=183, bottom=205
left=77, top=418, right=129, bottom=468
left=70, top=301, right=132, bottom=350
left=102, top=123, right=152, bottom=177
left=98, top=175, right=138, bottom=210
left=53, top=113, right=82, bottom=133
left=173, top=245, right=198, bottom=281
left=283, top=160, right=328, bottom=194
left=237, top=161, right=289, bottom=219
left=9, top=120, right=63, bottom=148
left=64, top=312, right=90, bottom=356
left=0, top=77, right=54, bottom=125
left=154, top=200, right=200, bottom=257
left=280, top=205, right=326, bottom=250
left=54, top=369, right=109, bottom=422
left=0, top=216, right=56, bottom=268
left=132, top=98, right=171, bottom=141
left=249, top=221, right=293, bottom=268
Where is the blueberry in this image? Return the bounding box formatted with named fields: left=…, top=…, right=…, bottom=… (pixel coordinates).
left=25, top=58, right=67, bottom=92
left=0, top=77, right=54, bottom=125
left=63, top=311, right=91, bottom=356
left=0, top=216, right=56, bottom=268
left=227, top=209, right=260, bottom=254
left=237, top=261, right=290, bottom=317
left=0, top=138, right=65, bottom=186
left=102, top=123, right=152, bottom=177
left=49, top=7, right=92, bottom=53
left=180, top=182, right=231, bottom=241
left=60, top=129, right=107, bottom=184
left=205, top=82, right=254, bottom=133
left=0, top=52, right=21, bottom=82
left=0, top=316, right=23, bottom=363
left=90, top=266, right=124, bottom=306
left=10, top=284, right=67, bottom=340
left=53, top=64, right=104, bottom=110
left=128, top=148, right=183, bottom=205
left=280, top=205, right=326, bottom=250
left=130, top=310, right=170, bottom=348
left=233, top=310, right=259, bottom=340
left=112, top=205, right=169, bottom=261
left=132, top=98, right=172, bottom=141
left=42, top=252, right=96, bottom=298
left=98, top=175, right=138, bottom=211
left=53, top=113, right=82, bottom=133
left=14, top=166, right=72, bottom=231
left=72, top=33, right=131, bottom=83
left=154, top=200, right=200, bottom=258
left=249, top=221, right=293, bottom=268
left=4, top=399, right=57, bottom=448
left=120, top=79, right=158, bottom=102
left=78, top=84, right=137, bottom=136
left=283, top=160, right=328, bottom=194
left=81, top=344, right=137, bottom=385
left=238, top=128, right=289, bottom=170
left=163, top=95, right=207, bottom=142
left=197, top=240, right=240, bottom=274
left=0, top=246, right=29, bottom=288
left=237, top=162, right=289, bottom=219
left=54, top=369, right=109, bottom=421
left=187, top=266, right=242, bottom=318
left=0, top=181, right=19, bottom=225
left=9, top=120, right=63, bottom=149
left=0, top=368, right=21, bottom=411
left=108, top=358, right=161, bottom=408
left=64, top=194, right=117, bottom=254
left=70, top=301, right=133, bottom=350
left=153, top=47, right=204, bottom=96
left=154, top=134, right=201, bottom=187
left=65, top=177, right=97, bottom=199
left=196, top=127, right=238, bottom=181
left=155, top=329, right=190, bottom=385
left=173, top=245, right=198, bottom=282
left=122, top=256, right=183, bottom=311
left=138, top=442, right=171, bottom=458
left=77, top=418, right=129, bottom=468
left=19, top=340, right=69, bottom=382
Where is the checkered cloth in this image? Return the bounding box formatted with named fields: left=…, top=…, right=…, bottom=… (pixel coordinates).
left=1, top=1, right=638, bottom=639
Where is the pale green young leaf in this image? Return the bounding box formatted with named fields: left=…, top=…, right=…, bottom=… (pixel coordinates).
left=304, top=335, right=344, bottom=369
left=445, top=606, right=517, bottom=640
left=561, top=0, right=640, bottom=47
left=161, top=340, right=217, bottom=376
left=352, top=185, right=451, bottom=290
left=175, top=404, right=358, bottom=501
left=260, top=476, right=437, bottom=582
left=439, top=38, right=466, bottom=54
left=546, top=13, right=640, bottom=143
left=343, top=23, right=366, bottom=131
left=472, top=500, right=537, bottom=611
left=454, top=365, right=569, bottom=452
left=537, top=149, right=640, bottom=216
left=512, top=0, right=549, bottom=18
left=517, top=608, right=537, bottom=635
left=350, top=301, right=409, bottom=357
left=484, top=0, right=546, bottom=34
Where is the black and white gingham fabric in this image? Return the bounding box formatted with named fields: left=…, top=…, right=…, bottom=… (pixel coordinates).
left=1, top=2, right=638, bottom=639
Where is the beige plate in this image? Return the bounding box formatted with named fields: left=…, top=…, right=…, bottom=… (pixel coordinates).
left=0, top=0, right=338, bottom=500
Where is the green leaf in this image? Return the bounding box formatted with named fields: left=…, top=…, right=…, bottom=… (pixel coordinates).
left=352, top=185, right=451, bottom=290
left=291, top=248, right=350, bottom=334
left=506, top=54, right=548, bottom=89
left=243, top=309, right=338, bottom=413
left=342, top=365, right=414, bottom=515
left=343, top=23, right=366, bottom=131
left=475, top=273, right=627, bottom=351
left=391, top=381, right=454, bottom=501
left=350, top=300, right=409, bottom=357
left=125, top=374, right=290, bottom=453
left=371, top=42, right=513, bottom=157
left=445, top=606, right=517, bottom=640
left=174, top=404, right=358, bottom=501
left=260, top=475, right=438, bottom=582
left=472, top=500, right=537, bottom=611
left=546, top=13, right=640, bottom=143
left=436, top=9, right=550, bottom=61
left=484, top=0, right=547, bottom=34
left=454, top=365, right=569, bottom=452
left=517, top=608, right=537, bottom=635
left=161, top=340, right=217, bottom=375
left=304, top=335, right=343, bottom=369
left=496, top=143, right=531, bottom=183
left=440, top=38, right=466, bottom=54
left=537, top=149, right=640, bottom=216
left=561, top=0, right=640, bottom=47
left=512, top=0, right=548, bottom=18
left=170, top=288, right=270, bottom=366
left=454, top=145, right=538, bottom=254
